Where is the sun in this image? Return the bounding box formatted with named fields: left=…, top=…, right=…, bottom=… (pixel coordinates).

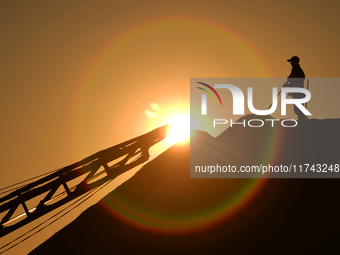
left=166, top=114, right=190, bottom=145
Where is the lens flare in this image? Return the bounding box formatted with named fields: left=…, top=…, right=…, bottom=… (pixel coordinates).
left=166, top=114, right=190, bottom=145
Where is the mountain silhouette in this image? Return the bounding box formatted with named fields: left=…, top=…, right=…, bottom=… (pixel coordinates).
left=30, top=115, right=340, bottom=254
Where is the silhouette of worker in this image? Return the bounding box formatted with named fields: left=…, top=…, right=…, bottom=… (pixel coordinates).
left=283, top=56, right=308, bottom=121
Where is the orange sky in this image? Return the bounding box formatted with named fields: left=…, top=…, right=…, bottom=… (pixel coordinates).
left=0, top=0, right=339, bottom=253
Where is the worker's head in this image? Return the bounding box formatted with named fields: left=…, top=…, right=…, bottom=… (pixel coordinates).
left=287, top=56, right=300, bottom=67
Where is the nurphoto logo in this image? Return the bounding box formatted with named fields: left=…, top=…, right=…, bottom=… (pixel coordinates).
left=196, top=80, right=311, bottom=128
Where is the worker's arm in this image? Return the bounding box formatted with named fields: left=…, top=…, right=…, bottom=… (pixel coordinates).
left=284, top=68, right=295, bottom=87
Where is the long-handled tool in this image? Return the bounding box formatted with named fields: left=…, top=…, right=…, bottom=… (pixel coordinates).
left=305, top=79, right=309, bottom=109
left=267, top=79, right=309, bottom=110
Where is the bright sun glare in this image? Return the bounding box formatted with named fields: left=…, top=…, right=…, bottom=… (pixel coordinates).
left=166, top=114, right=190, bottom=145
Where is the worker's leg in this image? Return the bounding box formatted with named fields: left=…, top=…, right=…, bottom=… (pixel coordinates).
left=294, top=105, right=308, bottom=121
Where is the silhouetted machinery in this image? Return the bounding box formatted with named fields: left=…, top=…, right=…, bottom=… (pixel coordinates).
left=0, top=125, right=169, bottom=237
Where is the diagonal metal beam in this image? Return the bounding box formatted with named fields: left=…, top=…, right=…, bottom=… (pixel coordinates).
left=0, top=125, right=169, bottom=237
